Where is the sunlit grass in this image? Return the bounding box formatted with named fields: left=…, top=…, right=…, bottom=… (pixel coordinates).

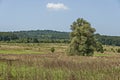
left=94, top=53, right=115, bottom=57
left=0, top=43, right=120, bottom=80
left=0, top=50, right=44, bottom=54
left=0, top=54, right=120, bottom=80
left=0, top=43, right=67, bottom=54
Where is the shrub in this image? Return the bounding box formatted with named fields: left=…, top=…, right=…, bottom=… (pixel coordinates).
left=117, top=48, right=120, bottom=53
left=51, top=47, right=55, bottom=53
left=104, top=49, right=107, bottom=51
left=111, top=48, right=115, bottom=52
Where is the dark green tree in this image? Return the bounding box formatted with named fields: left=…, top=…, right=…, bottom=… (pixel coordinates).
left=68, top=18, right=102, bottom=56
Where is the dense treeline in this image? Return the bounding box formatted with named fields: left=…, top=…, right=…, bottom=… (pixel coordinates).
left=0, top=32, right=18, bottom=41
left=0, top=30, right=120, bottom=46
left=14, top=30, right=69, bottom=39
left=14, top=30, right=69, bottom=43
left=0, top=30, right=69, bottom=43
left=95, top=34, right=120, bottom=46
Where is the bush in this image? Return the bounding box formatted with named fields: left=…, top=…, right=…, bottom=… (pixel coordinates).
left=111, top=48, right=115, bottom=52
left=117, top=48, right=120, bottom=53
left=104, top=49, right=107, bottom=51
left=51, top=47, right=55, bottom=53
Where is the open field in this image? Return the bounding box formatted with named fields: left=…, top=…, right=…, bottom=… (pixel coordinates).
left=0, top=43, right=120, bottom=80
left=0, top=43, right=67, bottom=54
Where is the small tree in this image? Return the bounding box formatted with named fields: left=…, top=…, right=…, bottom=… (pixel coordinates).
left=51, top=47, right=55, bottom=53
left=68, top=18, right=103, bottom=56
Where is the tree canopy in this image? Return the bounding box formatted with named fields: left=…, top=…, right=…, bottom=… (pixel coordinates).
left=68, top=18, right=103, bottom=56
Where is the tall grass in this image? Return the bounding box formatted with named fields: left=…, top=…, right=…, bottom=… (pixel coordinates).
left=0, top=43, right=67, bottom=54
left=0, top=43, right=120, bottom=80
left=0, top=53, right=120, bottom=80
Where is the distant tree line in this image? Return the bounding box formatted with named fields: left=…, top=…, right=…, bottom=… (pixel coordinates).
left=95, top=34, right=120, bottom=46
left=0, top=30, right=120, bottom=46
left=0, top=30, right=69, bottom=43
left=0, top=32, right=18, bottom=41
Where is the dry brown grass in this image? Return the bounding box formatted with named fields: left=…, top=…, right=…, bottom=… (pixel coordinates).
left=0, top=43, right=120, bottom=80
left=0, top=52, right=120, bottom=80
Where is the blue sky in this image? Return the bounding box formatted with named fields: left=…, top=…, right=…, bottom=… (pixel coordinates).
left=0, top=0, right=120, bottom=36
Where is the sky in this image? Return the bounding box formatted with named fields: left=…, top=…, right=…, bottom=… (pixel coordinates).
left=0, top=0, right=120, bottom=36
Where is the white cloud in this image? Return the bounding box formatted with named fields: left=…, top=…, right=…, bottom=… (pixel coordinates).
left=46, top=3, right=68, bottom=10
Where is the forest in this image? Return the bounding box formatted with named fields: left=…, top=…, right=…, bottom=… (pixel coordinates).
left=0, top=30, right=120, bottom=46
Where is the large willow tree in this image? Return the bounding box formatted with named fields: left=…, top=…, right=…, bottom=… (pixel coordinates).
left=68, top=18, right=103, bottom=56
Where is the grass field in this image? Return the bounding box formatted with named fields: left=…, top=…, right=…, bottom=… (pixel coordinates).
left=0, top=43, right=67, bottom=54
left=0, top=43, right=120, bottom=80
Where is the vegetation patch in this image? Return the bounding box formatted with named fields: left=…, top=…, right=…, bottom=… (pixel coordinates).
left=0, top=53, right=120, bottom=80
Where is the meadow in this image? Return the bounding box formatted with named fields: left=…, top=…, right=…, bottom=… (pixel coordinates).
left=0, top=43, right=120, bottom=80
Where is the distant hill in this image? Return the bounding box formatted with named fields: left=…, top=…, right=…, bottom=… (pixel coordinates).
left=0, top=30, right=120, bottom=46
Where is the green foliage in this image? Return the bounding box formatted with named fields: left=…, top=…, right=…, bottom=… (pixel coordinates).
left=0, top=32, right=18, bottom=41
left=117, top=48, right=120, bottom=53
left=95, top=34, right=120, bottom=46
left=104, top=48, right=107, bottom=51
left=32, top=38, right=39, bottom=43
left=51, top=47, right=55, bottom=53
left=14, top=30, right=70, bottom=43
left=95, top=42, right=104, bottom=53
left=68, top=18, right=103, bottom=56
left=0, top=30, right=70, bottom=43
left=0, top=30, right=120, bottom=45
left=110, top=48, right=115, bottom=52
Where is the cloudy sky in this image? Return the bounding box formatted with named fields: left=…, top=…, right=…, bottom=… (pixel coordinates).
left=0, top=0, right=120, bottom=36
